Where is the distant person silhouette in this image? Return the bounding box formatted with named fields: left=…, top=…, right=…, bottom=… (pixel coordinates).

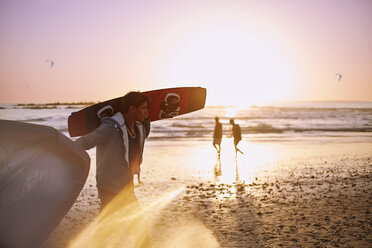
left=213, top=117, right=222, bottom=155
left=230, top=119, right=243, bottom=155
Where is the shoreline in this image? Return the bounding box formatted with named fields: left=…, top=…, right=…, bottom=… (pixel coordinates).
left=43, top=140, right=372, bottom=247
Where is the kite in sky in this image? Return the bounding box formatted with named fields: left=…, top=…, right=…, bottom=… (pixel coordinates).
left=335, top=73, right=342, bottom=81
left=45, top=59, right=54, bottom=69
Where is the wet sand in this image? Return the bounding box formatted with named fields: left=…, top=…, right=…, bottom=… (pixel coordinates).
left=43, top=140, right=372, bottom=248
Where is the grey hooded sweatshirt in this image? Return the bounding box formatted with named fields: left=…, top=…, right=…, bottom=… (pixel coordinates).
left=75, top=112, right=150, bottom=193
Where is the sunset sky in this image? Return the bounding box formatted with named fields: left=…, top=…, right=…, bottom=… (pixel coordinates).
left=0, top=0, right=371, bottom=106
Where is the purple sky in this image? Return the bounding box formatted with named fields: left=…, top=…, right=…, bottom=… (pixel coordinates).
left=1, top=0, right=371, bottom=105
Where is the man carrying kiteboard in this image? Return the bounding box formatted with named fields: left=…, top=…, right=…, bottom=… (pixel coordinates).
left=75, top=91, right=150, bottom=210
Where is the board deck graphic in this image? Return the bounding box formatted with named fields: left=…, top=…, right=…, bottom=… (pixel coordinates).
left=68, top=87, right=206, bottom=137
left=0, top=120, right=90, bottom=248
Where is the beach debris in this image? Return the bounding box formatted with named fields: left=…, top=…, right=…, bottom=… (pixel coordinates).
left=46, top=59, right=54, bottom=68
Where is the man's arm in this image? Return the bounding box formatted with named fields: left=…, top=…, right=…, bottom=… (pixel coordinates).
left=75, top=122, right=113, bottom=150
left=143, top=118, right=151, bottom=139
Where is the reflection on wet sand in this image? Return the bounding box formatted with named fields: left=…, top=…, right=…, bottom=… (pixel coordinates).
left=214, top=155, right=222, bottom=178
left=214, top=153, right=241, bottom=185
left=235, top=157, right=240, bottom=184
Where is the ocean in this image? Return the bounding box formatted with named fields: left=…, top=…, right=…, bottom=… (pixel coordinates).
left=1, top=101, right=371, bottom=143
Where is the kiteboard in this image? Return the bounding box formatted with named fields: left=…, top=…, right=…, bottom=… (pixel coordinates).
left=68, top=86, right=207, bottom=137
left=0, top=120, right=90, bottom=248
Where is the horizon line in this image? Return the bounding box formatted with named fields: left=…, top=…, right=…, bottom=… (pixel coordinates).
left=1, top=99, right=372, bottom=106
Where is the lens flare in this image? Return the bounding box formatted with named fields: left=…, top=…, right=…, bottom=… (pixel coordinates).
left=68, top=185, right=220, bottom=248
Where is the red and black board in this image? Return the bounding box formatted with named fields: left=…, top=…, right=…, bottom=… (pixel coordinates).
left=68, top=87, right=207, bottom=137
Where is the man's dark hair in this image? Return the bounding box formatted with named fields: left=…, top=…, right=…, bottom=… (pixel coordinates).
left=121, top=91, right=148, bottom=114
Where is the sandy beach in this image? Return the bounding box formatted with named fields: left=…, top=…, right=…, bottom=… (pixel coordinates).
left=2, top=0, right=372, bottom=246
left=42, top=139, right=372, bottom=248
